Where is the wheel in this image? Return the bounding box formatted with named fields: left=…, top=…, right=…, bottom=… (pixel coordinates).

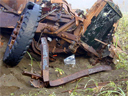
left=3, top=2, right=42, bottom=67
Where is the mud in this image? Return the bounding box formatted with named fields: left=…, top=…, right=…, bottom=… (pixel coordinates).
left=0, top=32, right=128, bottom=96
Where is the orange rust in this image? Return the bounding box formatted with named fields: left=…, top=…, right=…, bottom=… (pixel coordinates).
left=1, top=0, right=34, bottom=12
left=51, top=0, right=63, bottom=4
left=74, top=25, right=82, bottom=36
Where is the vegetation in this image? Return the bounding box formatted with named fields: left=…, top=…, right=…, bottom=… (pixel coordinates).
left=114, top=13, right=128, bottom=70
left=69, top=79, right=128, bottom=96
left=55, top=68, right=65, bottom=75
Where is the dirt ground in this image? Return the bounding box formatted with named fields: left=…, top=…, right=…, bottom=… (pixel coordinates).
left=0, top=32, right=128, bottom=96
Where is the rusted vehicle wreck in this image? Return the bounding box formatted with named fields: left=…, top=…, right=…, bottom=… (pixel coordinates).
left=0, top=0, right=124, bottom=87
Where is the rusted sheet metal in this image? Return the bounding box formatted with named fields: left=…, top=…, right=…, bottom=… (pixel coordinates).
left=0, top=12, right=19, bottom=28
left=40, top=9, right=58, bottom=21
left=36, top=23, right=58, bottom=33
left=41, top=37, right=49, bottom=82
left=81, top=42, right=99, bottom=57
left=49, top=65, right=112, bottom=86
left=45, top=16, right=71, bottom=23
left=1, top=0, right=34, bottom=12
left=50, top=12, right=72, bottom=19
left=55, top=19, right=75, bottom=34
left=42, top=19, right=75, bottom=35
left=74, top=25, right=82, bottom=36
left=23, top=71, right=43, bottom=79
left=57, top=32, right=78, bottom=41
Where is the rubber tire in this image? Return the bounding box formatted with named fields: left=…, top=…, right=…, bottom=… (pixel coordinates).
left=3, top=2, right=42, bottom=67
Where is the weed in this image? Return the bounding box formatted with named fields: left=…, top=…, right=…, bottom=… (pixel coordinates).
left=10, top=93, right=14, bottom=96
left=98, top=81, right=126, bottom=96
left=69, top=79, right=127, bottom=95
left=84, top=79, right=98, bottom=89
left=29, top=91, right=32, bottom=96
left=70, top=78, right=82, bottom=96
left=49, top=92, right=56, bottom=96
left=55, top=68, right=64, bottom=75
left=27, top=52, right=33, bottom=67
left=27, top=51, right=41, bottom=72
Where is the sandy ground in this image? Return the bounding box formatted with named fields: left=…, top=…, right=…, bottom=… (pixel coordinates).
left=0, top=32, right=128, bottom=96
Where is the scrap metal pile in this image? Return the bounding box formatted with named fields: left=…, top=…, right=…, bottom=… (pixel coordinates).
left=0, top=0, right=125, bottom=87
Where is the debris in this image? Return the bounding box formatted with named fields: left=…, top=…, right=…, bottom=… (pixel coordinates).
left=1, top=0, right=127, bottom=88
left=64, top=54, right=76, bottom=66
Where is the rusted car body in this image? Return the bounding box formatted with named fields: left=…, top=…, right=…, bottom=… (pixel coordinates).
left=0, top=0, right=124, bottom=87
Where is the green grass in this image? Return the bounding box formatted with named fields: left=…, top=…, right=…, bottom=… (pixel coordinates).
left=97, top=81, right=126, bottom=96
left=69, top=79, right=127, bottom=96
left=114, top=13, right=128, bottom=70
left=27, top=51, right=41, bottom=71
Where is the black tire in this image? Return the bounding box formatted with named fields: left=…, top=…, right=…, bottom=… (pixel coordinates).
left=3, top=2, right=42, bottom=67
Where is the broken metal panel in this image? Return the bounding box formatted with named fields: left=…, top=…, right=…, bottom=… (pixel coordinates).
left=0, top=12, right=19, bottom=28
